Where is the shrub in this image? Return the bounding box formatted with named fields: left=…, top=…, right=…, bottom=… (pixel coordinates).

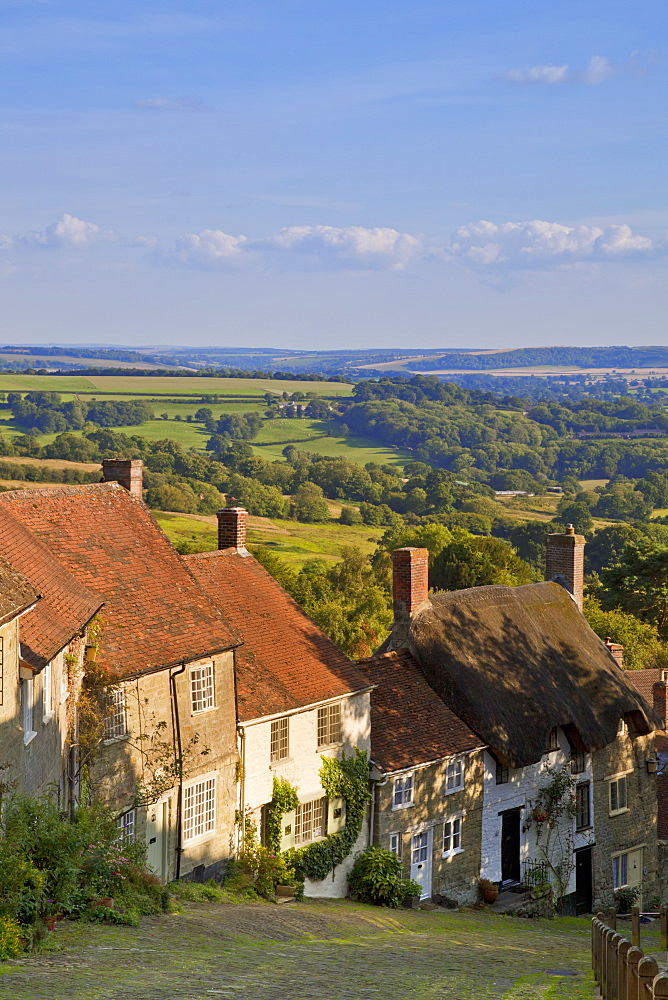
left=0, top=915, right=23, bottom=960
left=348, top=847, right=421, bottom=908
left=234, top=845, right=299, bottom=900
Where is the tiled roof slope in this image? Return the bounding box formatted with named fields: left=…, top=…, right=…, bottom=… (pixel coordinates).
left=0, top=552, right=40, bottom=627
left=626, top=669, right=662, bottom=706
left=0, top=485, right=237, bottom=677
left=356, top=649, right=485, bottom=772
left=0, top=511, right=101, bottom=669
left=185, top=548, right=372, bottom=722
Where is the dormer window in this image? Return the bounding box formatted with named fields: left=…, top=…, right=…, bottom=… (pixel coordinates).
left=545, top=727, right=559, bottom=752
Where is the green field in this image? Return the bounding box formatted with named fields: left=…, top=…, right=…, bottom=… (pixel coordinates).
left=0, top=373, right=353, bottom=397
left=252, top=417, right=411, bottom=465
left=155, top=510, right=384, bottom=566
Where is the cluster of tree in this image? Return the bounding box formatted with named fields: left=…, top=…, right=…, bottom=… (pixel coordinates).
left=6, top=392, right=154, bottom=434
left=408, top=345, right=668, bottom=372
left=527, top=398, right=668, bottom=435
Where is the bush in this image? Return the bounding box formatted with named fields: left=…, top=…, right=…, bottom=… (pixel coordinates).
left=348, top=847, right=421, bottom=908
left=233, top=845, right=300, bottom=901
left=0, top=915, right=23, bottom=960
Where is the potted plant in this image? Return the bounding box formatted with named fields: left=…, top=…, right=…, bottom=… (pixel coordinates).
left=479, top=878, right=499, bottom=904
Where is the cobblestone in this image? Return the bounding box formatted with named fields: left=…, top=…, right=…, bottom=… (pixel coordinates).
left=0, top=901, right=597, bottom=1000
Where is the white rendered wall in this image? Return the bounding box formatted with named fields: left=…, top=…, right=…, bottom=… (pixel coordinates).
left=481, top=729, right=593, bottom=895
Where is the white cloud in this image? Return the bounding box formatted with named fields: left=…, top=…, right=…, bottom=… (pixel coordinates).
left=501, top=64, right=569, bottom=85
left=582, top=55, right=613, bottom=85
left=446, top=219, right=656, bottom=270
left=134, top=96, right=211, bottom=112
left=161, top=224, right=422, bottom=271
left=0, top=234, right=13, bottom=250
left=20, top=213, right=115, bottom=249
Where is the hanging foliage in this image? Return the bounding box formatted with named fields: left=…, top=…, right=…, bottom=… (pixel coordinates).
left=266, top=776, right=300, bottom=853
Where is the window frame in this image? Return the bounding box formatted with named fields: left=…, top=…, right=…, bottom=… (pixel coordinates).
left=22, top=676, right=35, bottom=744
left=116, top=809, right=136, bottom=843
left=495, top=761, right=509, bottom=785
left=442, top=813, right=464, bottom=858
left=270, top=716, right=290, bottom=762
left=389, top=832, right=402, bottom=858
left=182, top=774, right=217, bottom=844
left=317, top=703, right=342, bottom=748
left=445, top=757, right=464, bottom=794
left=104, top=686, right=128, bottom=742
left=294, top=797, right=327, bottom=846
left=42, top=660, right=53, bottom=723
left=575, top=782, right=591, bottom=831
left=392, top=773, right=414, bottom=809
left=608, top=773, right=629, bottom=816
left=545, top=727, right=559, bottom=753
left=190, top=662, right=215, bottom=715
left=613, top=852, right=629, bottom=890
left=570, top=750, right=586, bottom=775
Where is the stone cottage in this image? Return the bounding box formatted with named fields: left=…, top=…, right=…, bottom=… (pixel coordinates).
left=185, top=504, right=373, bottom=897
left=370, top=530, right=660, bottom=912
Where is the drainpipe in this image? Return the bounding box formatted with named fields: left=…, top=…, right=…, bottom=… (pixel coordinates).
left=169, top=663, right=187, bottom=880
left=369, top=773, right=387, bottom=846
left=238, top=725, right=246, bottom=855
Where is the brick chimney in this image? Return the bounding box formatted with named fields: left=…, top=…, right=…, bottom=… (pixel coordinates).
left=652, top=681, right=667, bottom=729
left=101, top=459, right=143, bottom=499
left=216, top=498, right=248, bottom=551
left=604, top=637, right=624, bottom=669
left=545, top=523, right=585, bottom=611
left=391, top=548, right=429, bottom=647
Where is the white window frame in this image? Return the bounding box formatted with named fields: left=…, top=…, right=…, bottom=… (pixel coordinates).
left=445, top=758, right=464, bottom=794
left=294, top=797, right=326, bottom=846
left=42, top=661, right=53, bottom=723
left=442, top=813, right=464, bottom=858
left=59, top=651, right=69, bottom=704
left=22, top=676, right=36, bottom=744
left=317, top=703, right=342, bottom=748
left=104, top=686, right=128, bottom=741
left=608, top=773, right=629, bottom=816
left=613, top=852, right=629, bottom=890
left=270, top=716, right=289, bottom=762
left=182, top=773, right=217, bottom=844
left=393, top=773, right=414, bottom=809
left=389, top=832, right=402, bottom=858
left=190, top=663, right=215, bottom=714
left=576, top=782, right=591, bottom=831
left=116, top=809, right=136, bottom=843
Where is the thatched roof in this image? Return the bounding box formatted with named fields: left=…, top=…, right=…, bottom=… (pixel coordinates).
left=404, top=581, right=659, bottom=769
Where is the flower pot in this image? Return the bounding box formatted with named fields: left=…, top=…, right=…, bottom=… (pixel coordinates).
left=481, top=886, right=498, bottom=904
left=403, top=895, right=421, bottom=909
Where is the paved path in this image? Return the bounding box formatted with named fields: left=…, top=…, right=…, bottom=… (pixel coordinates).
left=0, top=901, right=597, bottom=1000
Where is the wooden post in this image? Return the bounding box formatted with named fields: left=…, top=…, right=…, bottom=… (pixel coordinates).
left=637, top=957, right=658, bottom=1000
left=653, top=971, right=668, bottom=998
left=632, top=906, right=641, bottom=948
left=609, top=906, right=618, bottom=930
left=626, top=946, right=642, bottom=1000
left=593, top=918, right=601, bottom=985
left=618, top=939, right=632, bottom=1000
left=661, top=905, right=668, bottom=952
left=611, top=933, right=623, bottom=1000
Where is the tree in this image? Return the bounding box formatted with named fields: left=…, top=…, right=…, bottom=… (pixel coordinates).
left=600, top=539, right=668, bottom=637
left=431, top=536, right=534, bottom=592
left=339, top=506, right=362, bottom=526
left=556, top=501, right=594, bottom=536
left=583, top=596, right=668, bottom=670
left=291, top=482, right=330, bottom=523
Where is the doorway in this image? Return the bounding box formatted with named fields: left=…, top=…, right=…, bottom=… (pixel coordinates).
left=501, top=808, right=521, bottom=884
left=575, top=847, right=593, bottom=915
left=146, top=799, right=169, bottom=881
left=410, top=828, right=433, bottom=898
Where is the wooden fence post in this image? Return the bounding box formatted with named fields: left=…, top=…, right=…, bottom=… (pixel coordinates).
left=610, top=933, right=624, bottom=1000
left=593, top=919, right=601, bottom=986
left=662, top=905, right=668, bottom=952
left=626, top=946, right=642, bottom=1000
left=609, top=907, right=618, bottom=930
left=654, top=971, right=668, bottom=998
left=632, top=906, right=641, bottom=948
left=607, top=928, right=619, bottom=999
left=638, top=957, right=659, bottom=1000
left=618, top=939, right=632, bottom=1000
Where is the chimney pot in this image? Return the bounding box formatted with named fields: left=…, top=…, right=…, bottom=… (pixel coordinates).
left=604, top=636, right=624, bottom=669
left=216, top=505, right=248, bottom=551
left=545, top=527, right=585, bottom=611
left=101, top=458, right=143, bottom=499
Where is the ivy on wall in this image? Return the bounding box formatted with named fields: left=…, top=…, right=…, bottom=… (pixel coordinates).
left=267, top=776, right=300, bottom=853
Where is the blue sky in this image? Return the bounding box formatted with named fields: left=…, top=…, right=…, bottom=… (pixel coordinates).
left=0, top=0, right=665, bottom=349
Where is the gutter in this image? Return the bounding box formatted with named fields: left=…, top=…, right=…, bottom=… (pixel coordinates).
left=169, top=662, right=187, bottom=881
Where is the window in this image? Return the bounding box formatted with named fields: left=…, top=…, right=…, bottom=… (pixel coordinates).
left=571, top=751, right=586, bottom=775
left=443, top=815, right=462, bottom=855
left=496, top=761, right=509, bottom=785
left=393, top=774, right=413, bottom=808
left=412, top=831, right=429, bottom=866
left=104, top=687, right=127, bottom=740
left=59, top=652, right=68, bottom=703
left=294, top=798, right=326, bottom=845
left=618, top=717, right=627, bottom=736
left=22, top=677, right=35, bottom=743
left=270, top=717, right=289, bottom=761
left=389, top=833, right=402, bottom=857
left=576, top=783, right=591, bottom=830
left=183, top=776, right=216, bottom=842
left=613, top=853, right=628, bottom=890
left=116, top=809, right=135, bottom=843
left=42, top=661, right=53, bottom=721
left=317, top=703, right=342, bottom=747
left=446, top=758, right=464, bottom=793
left=190, top=663, right=214, bottom=713
left=545, top=727, right=559, bottom=752
left=609, top=775, right=628, bottom=815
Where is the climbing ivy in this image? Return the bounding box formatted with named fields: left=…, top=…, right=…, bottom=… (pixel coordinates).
left=285, top=748, right=371, bottom=883
left=266, top=776, right=299, bottom=853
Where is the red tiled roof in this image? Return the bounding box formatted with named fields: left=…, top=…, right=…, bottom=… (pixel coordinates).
left=0, top=485, right=237, bottom=677
left=185, top=548, right=372, bottom=722
left=626, top=669, right=662, bottom=705
left=0, top=510, right=101, bottom=669
left=356, top=649, right=486, bottom=772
